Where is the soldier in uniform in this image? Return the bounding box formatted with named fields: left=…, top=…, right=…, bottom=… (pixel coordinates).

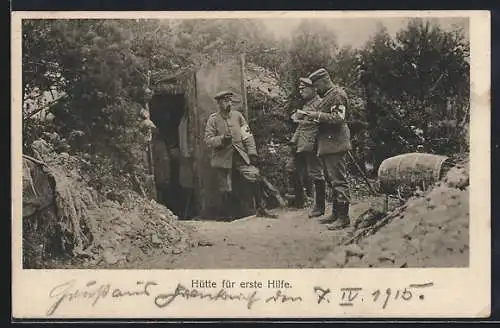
left=204, top=90, right=277, bottom=219
left=296, top=68, right=352, bottom=230
left=290, top=77, right=326, bottom=217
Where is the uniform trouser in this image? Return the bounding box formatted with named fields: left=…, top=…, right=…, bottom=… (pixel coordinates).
left=285, top=151, right=311, bottom=198
left=294, top=152, right=309, bottom=194
left=303, top=151, right=325, bottom=182
left=216, top=154, right=260, bottom=193
left=320, top=151, right=350, bottom=204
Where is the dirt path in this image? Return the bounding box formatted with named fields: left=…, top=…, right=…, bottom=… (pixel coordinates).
left=127, top=199, right=379, bottom=269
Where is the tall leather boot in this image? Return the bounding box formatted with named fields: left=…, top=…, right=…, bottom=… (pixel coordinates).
left=286, top=171, right=305, bottom=208
left=285, top=170, right=295, bottom=196
left=309, top=180, right=326, bottom=218
left=219, top=192, right=232, bottom=221
left=318, top=198, right=338, bottom=224
left=326, top=202, right=350, bottom=230
left=254, top=182, right=278, bottom=218
left=293, top=177, right=306, bottom=208
left=301, top=171, right=313, bottom=203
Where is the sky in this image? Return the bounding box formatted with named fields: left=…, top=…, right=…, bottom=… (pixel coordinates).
left=259, top=17, right=469, bottom=48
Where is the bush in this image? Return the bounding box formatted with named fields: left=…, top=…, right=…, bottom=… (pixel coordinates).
left=247, top=89, right=292, bottom=193
left=360, top=19, right=469, bottom=166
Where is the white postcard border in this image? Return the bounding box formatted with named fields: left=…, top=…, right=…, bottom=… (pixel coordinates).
left=11, top=10, right=491, bottom=319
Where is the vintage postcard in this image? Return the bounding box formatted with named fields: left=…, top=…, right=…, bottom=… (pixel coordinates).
left=12, top=10, right=490, bottom=319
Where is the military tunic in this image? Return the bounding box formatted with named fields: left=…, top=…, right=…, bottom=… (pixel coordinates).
left=307, top=85, right=352, bottom=155
left=290, top=95, right=325, bottom=182
left=291, top=95, right=321, bottom=152
left=204, top=110, right=260, bottom=192
left=302, top=84, right=352, bottom=204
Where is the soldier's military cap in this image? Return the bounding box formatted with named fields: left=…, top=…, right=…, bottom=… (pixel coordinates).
left=308, top=68, right=331, bottom=83
left=298, top=77, right=313, bottom=87
left=214, top=90, right=234, bottom=100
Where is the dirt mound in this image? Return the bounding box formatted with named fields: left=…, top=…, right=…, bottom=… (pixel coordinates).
left=23, top=138, right=196, bottom=268
left=320, top=155, right=469, bottom=268
left=85, top=192, right=196, bottom=268
left=23, top=150, right=99, bottom=268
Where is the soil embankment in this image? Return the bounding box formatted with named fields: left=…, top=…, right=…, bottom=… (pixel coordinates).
left=23, top=142, right=470, bottom=269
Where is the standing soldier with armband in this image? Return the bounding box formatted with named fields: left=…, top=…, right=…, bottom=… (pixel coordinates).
left=204, top=90, right=278, bottom=219
left=295, top=68, right=352, bottom=230
left=290, top=77, right=326, bottom=217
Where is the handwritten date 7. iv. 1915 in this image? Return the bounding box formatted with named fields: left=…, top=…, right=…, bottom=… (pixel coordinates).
left=314, top=282, right=434, bottom=309
left=45, top=279, right=434, bottom=316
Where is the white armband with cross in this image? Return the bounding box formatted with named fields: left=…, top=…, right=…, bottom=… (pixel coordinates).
left=331, top=104, right=346, bottom=120
left=241, top=124, right=253, bottom=141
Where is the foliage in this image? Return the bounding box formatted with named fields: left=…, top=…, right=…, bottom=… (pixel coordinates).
left=23, top=20, right=156, bottom=194
left=360, top=19, right=470, bottom=166
left=247, top=91, right=290, bottom=192
left=22, top=18, right=470, bottom=199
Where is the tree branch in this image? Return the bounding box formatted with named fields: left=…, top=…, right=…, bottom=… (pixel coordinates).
left=23, top=95, right=68, bottom=120
left=458, top=103, right=470, bottom=129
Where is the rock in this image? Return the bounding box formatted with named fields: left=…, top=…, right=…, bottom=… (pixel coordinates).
left=377, top=256, right=395, bottom=265
left=151, top=233, right=162, bottom=246
left=321, top=249, right=347, bottom=267
left=59, top=152, right=70, bottom=163
left=22, top=157, right=54, bottom=218
left=354, top=208, right=386, bottom=229
left=126, top=247, right=146, bottom=262
left=106, top=191, right=126, bottom=204
left=377, top=250, right=398, bottom=264
left=444, top=166, right=469, bottom=189
left=32, top=139, right=54, bottom=158
left=344, top=244, right=364, bottom=258
left=103, top=248, right=119, bottom=265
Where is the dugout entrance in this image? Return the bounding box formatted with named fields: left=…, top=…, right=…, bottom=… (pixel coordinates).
left=148, top=57, right=255, bottom=219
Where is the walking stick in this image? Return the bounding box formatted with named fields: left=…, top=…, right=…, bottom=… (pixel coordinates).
left=347, top=150, right=378, bottom=196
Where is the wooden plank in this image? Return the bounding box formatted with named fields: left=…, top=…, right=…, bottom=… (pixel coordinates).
left=239, top=52, right=249, bottom=119
left=190, top=70, right=205, bottom=215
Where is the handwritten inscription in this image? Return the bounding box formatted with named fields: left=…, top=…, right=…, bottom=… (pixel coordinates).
left=313, top=282, right=434, bottom=309
left=46, top=279, right=299, bottom=315
left=154, top=283, right=261, bottom=309
left=340, top=287, right=362, bottom=306
left=45, top=279, right=434, bottom=315
left=265, top=290, right=303, bottom=304
left=154, top=284, right=300, bottom=309
left=314, top=286, right=332, bottom=304
left=47, top=280, right=157, bottom=315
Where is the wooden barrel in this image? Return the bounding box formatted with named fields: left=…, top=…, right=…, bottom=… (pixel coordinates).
left=377, top=152, right=450, bottom=194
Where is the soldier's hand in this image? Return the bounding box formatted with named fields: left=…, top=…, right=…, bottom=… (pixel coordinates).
left=294, top=110, right=306, bottom=120
left=222, top=132, right=232, bottom=144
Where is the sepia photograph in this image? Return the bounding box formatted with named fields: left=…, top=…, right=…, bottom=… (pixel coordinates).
left=12, top=11, right=490, bottom=319
left=20, top=15, right=472, bottom=270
